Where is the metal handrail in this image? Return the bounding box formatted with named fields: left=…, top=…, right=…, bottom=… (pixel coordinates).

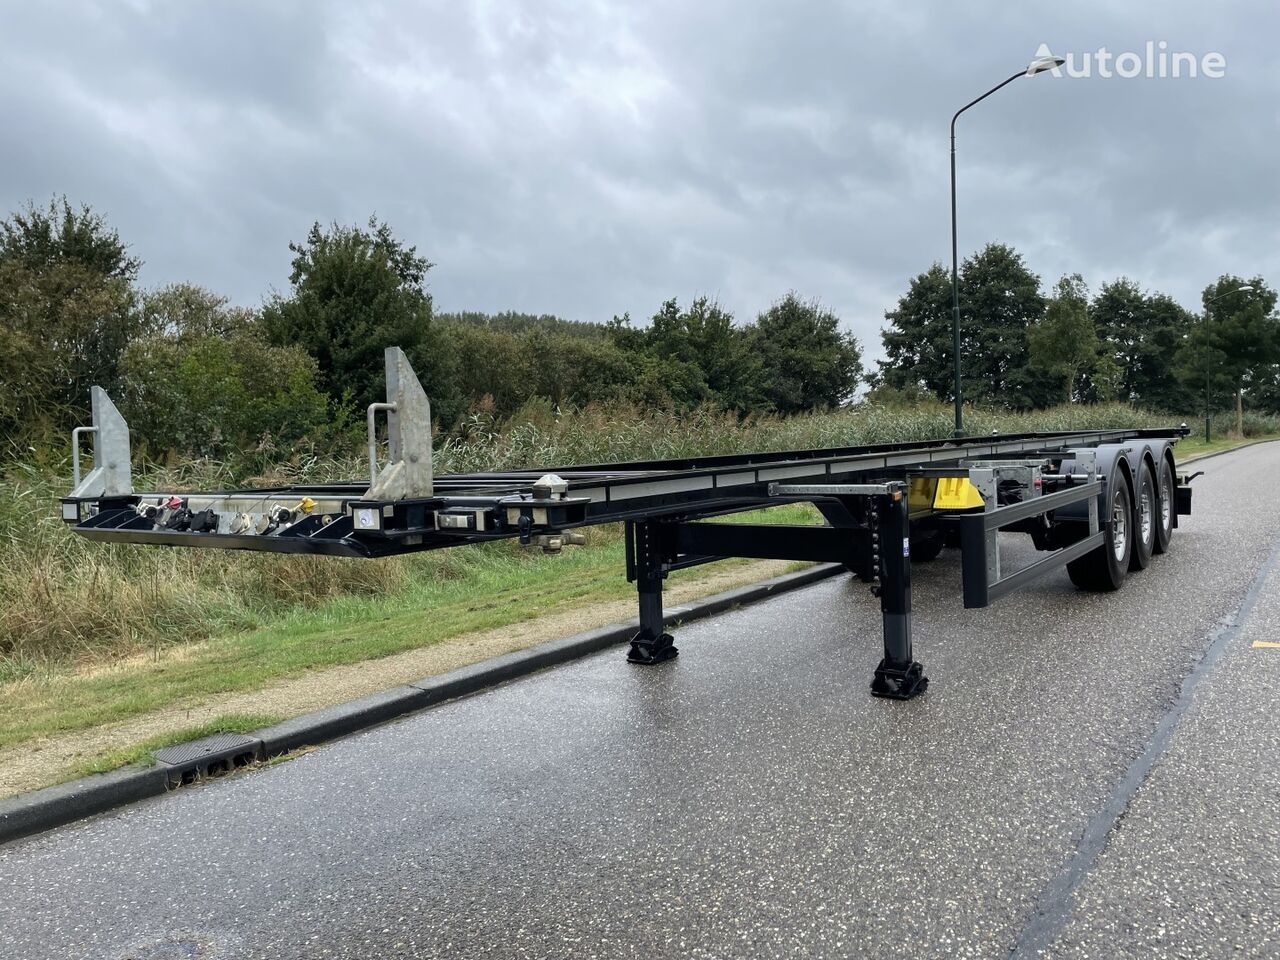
left=71, top=426, right=97, bottom=488
left=366, top=402, right=398, bottom=487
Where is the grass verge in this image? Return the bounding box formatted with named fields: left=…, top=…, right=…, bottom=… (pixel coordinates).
left=1176, top=434, right=1277, bottom=461
left=0, top=506, right=816, bottom=756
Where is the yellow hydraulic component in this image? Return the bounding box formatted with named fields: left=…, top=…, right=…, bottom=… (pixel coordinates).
left=907, top=476, right=937, bottom=512
left=297, top=496, right=318, bottom=515
left=933, top=477, right=985, bottom=511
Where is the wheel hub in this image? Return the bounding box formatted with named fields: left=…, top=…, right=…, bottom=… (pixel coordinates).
left=1111, top=492, right=1129, bottom=561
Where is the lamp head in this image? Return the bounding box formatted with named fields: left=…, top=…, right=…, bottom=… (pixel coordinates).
left=1027, top=55, right=1066, bottom=76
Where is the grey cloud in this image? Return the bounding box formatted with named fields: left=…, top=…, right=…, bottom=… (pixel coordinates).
left=0, top=0, right=1275, bottom=364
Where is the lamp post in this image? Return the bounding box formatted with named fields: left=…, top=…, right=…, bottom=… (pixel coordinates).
left=949, top=55, right=1064, bottom=437
left=1202, top=284, right=1255, bottom=443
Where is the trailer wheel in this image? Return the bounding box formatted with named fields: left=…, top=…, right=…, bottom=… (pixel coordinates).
left=1067, top=475, right=1132, bottom=591
left=910, top=530, right=944, bottom=563
left=1128, top=462, right=1156, bottom=571
left=1153, top=456, right=1175, bottom=554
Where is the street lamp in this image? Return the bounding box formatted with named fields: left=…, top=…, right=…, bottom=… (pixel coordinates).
left=1202, top=283, right=1255, bottom=443
left=949, top=55, right=1064, bottom=437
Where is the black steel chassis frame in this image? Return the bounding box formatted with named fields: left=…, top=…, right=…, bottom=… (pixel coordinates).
left=63, top=427, right=1188, bottom=700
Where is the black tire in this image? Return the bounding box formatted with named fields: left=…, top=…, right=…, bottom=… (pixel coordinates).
left=1153, top=456, right=1175, bottom=555
left=1067, top=473, right=1133, bottom=592
left=910, top=530, right=945, bottom=563
left=843, top=529, right=942, bottom=576
left=846, top=531, right=942, bottom=576
left=1128, top=462, right=1156, bottom=571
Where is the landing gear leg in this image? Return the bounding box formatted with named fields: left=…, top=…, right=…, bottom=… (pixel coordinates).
left=866, top=489, right=928, bottom=699
left=625, top=520, right=678, bottom=665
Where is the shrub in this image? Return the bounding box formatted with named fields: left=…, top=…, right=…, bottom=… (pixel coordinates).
left=117, top=334, right=331, bottom=460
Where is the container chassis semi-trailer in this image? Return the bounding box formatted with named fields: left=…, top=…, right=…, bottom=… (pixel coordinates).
left=61, top=348, right=1194, bottom=700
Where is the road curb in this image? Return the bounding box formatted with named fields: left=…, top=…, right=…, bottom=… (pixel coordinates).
left=0, top=562, right=843, bottom=847
left=0, top=764, right=168, bottom=846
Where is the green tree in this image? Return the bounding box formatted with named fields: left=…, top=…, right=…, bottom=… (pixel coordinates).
left=525, top=329, right=644, bottom=408
left=644, top=298, right=713, bottom=408
left=140, top=282, right=256, bottom=340
left=1177, top=276, right=1279, bottom=435
left=1134, top=292, right=1196, bottom=411
left=863, top=380, right=932, bottom=406
left=0, top=199, right=140, bottom=435
left=0, top=196, right=139, bottom=280
left=118, top=286, right=330, bottom=460
left=879, top=244, right=1044, bottom=408
left=753, top=293, right=861, bottom=413
left=438, top=320, right=536, bottom=416
left=879, top=263, right=953, bottom=398
left=646, top=297, right=761, bottom=411
left=1246, top=366, right=1280, bottom=417
left=1026, top=274, right=1101, bottom=404
left=437, top=310, right=611, bottom=339
left=1090, top=278, right=1194, bottom=410
left=959, top=244, right=1045, bottom=408
left=438, top=314, right=649, bottom=418
left=606, top=312, right=691, bottom=409
left=260, top=217, right=455, bottom=420
left=0, top=284, right=57, bottom=440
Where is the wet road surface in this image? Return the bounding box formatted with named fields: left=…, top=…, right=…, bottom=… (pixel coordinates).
left=2, top=442, right=1279, bottom=959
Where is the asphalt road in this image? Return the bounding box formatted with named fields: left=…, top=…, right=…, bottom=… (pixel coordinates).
left=3, top=443, right=1280, bottom=959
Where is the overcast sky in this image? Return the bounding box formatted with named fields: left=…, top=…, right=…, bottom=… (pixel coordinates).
left=2, top=1, right=1274, bottom=364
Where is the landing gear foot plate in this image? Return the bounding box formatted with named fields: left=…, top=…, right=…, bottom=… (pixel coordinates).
left=871, top=658, right=928, bottom=700
left=627, top=632, right=679, bottom=665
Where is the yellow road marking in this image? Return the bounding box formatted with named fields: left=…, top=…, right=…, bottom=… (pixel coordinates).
left=1252, top=641, right=1280, bottom=649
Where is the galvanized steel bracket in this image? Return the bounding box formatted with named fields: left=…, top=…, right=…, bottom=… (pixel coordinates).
left=69, top=386, right=133, bottom=499
left=365, top=346, right=434, bottom=501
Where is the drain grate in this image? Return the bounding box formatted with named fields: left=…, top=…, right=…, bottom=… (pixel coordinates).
left=154, top=733, right=263, bottom=786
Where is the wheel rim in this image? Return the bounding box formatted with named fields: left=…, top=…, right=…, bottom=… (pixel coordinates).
left=1140, top=485, right=1153, bottom=545
left=1111, top=491, right=1129, bottom=561
left=1159, top=468, right=1172, bottom=531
